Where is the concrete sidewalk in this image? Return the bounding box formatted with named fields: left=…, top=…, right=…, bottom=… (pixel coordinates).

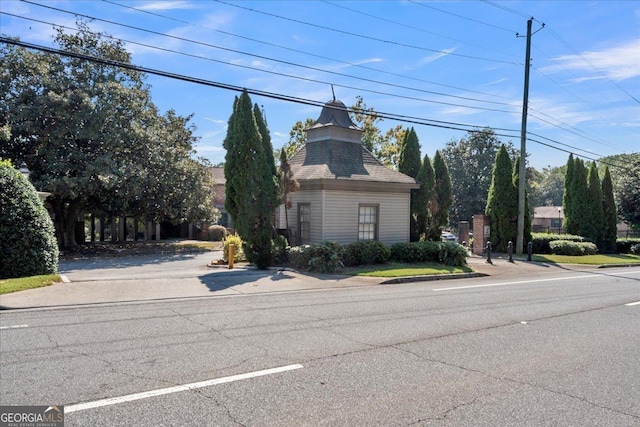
left=0, top=253, right=597, bottom=310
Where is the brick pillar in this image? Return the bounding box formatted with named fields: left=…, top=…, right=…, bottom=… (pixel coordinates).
left=472, top=214, right=491, bottom=255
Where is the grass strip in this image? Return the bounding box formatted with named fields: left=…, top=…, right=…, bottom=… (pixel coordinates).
left=0, top=275, right=62, bottom=295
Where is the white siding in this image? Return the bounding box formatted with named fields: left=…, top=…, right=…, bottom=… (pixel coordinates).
left=323, top=190, right=410, bottom=245
left=288, top=191, right=324, bottom=244
left=285, top=189, right=411, bottom=246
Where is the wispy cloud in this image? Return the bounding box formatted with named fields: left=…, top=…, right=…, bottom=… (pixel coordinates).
left=541, top=39, right=640, bottom=81
left=137, top=1, right=198, bottom=11
left=419, top=47, right=458, bottom=67
left=203, top=117, right=225, bottom=124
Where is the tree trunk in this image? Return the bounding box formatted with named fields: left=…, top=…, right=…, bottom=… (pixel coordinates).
left=51, top=198, right=81, bottom=249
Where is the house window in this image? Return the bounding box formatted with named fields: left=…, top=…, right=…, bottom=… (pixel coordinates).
left=358, top=204, right=378, bottom=241
left=298, top=203, right=311, bottom=245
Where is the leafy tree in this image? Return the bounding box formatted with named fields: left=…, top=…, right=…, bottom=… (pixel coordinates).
left=416, top=154, right=435, bottom=240
left=441, top=128, right=517, bottom=226
left=617, top=158, right=640, bottom=229
left=428, top=151, right=453, bottom=241
left=281, top=118, right=315, bottom=159
left=278, top=148, right=299, bottom=235
left=223, top=90, right=279, bottom=269
left=599, top=153, right=640, bottom=230
left=0, top=23, right=216, bottom=248
left=512, top=157, right=532, bottom=244
left=601, top=167, right=618, bottom=253
left=485, top=145, right=518, bottom=252
left=562, top=155, right=575, bottom=233
left=398, top=128, right=422, bottom=241
left=0, top=160, right=58, bottom=279
left=532, top=165, right=566, bottom=207
left=585, top=162, right=604, bottom=248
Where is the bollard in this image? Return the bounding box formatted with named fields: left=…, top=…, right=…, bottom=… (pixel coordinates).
left=527, top=241, right=533, bottom=262
left=228, top=244, right=235, bottom=269
left=507, top=241, right=514, bottom=263
left=486, top=241, right=493, bottom=264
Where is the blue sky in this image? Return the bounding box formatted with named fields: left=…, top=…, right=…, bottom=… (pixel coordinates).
left=1, top=0, right=638, bottom=170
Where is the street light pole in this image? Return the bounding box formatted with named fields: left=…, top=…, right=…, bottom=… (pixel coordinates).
left=558, top=208, right=562, bottom=234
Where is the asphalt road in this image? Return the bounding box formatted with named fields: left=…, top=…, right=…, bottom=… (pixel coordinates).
left=1, top=266, right=639, bottom=426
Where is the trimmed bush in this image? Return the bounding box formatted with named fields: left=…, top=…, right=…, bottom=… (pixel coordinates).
left=204, top=225, right=228, bottom=241
left=532, top=232, right=589, bottom=254
left=287, top=241, right=344, bottom=273
left=630, top=244, right=640, bottom=255
left=344, top=241, right=391, bottom=266
left=222, top=233, right=244, bottom=262
left=0, top=160, right=59, bottom=279
left=390, top=241, right=467, bottom=266
left=549, top=240, right=598, bottom=256
left=616, top=238, right=640, bottom=254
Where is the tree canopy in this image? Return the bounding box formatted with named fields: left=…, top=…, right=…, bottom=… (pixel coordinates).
left=0, top=23, right=217, bottom=248
left=441, top=128, right=518, bottom=227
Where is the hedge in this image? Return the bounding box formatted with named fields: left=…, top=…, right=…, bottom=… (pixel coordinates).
left=549, top=240, right=598, bottom=256
left=616, top=238, right=640, bottom=254
left=531, top=232, right=589, bottom=254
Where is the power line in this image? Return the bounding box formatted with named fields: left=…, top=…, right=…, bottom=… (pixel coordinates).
left=0, top=36, right=524, bottom=137
left=2, top=36, right=635, bottom=173
left=10, top=5, right=518, bottom=113
left=321, top=0, right=521, bottom=61
left=545, top=26, right=639, bottom=104
left=102, top=0, right=514, bottom=102
left=409, top=0, right=518, bottom=34
left=214, top=0, right=522, bottom=66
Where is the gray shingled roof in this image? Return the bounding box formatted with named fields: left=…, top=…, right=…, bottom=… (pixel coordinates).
left=307, top=99, right=361, bottom=130
left=290, top=140, right=418, bottom=184
left=289, top=99, right=419, bottom=186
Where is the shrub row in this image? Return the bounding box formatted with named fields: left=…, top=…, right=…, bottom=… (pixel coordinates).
left=616, top=238, right=640, bottom=254
left=549, top=240, right=598, bottom=256
left=531, top=233, right=589, bottom=254
left=286, top=240, right=468, bottom=273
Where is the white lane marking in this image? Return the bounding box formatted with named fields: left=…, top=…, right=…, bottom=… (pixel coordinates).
left=0, top=324, right=29, bottom=330
left=433, top=270, right=640, bottom=292
left=65, top=364, right=303, bottom=414
left=625, top=301, right=640, bottom=306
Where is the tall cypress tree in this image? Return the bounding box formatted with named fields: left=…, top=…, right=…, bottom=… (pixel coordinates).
left=585, top=162, right=604, bottom=248
left=430, top=150, right=453, bottom=241
left=416, top=153, right=434, bottom=240
left=223, top=90, right=278, bottom=269
left=601, top=166, right=618, bottom=253
left=254, top=103, right=277, bottom=177
left=485, top=145, right=517, bottom=251
left=512, top=157, right=532, bottom=244
left=562, top=154, right=574, bottom=234
left=223, top=96, right=240, bottom=222
left=569, top=158, right=589, bottom=237
left=398, top=127, right=422, bottom=241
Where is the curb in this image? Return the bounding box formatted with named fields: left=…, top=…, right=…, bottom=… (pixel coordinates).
left=380, top=272, right=488, bottom=285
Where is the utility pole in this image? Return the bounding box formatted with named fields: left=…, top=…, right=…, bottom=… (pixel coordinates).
left=516, top=18, right=532, bottom=256
left=516, top=18, right=543, bottom=255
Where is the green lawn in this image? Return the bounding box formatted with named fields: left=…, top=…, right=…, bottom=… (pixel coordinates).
left=0, top=275, right=62, bottom=295
left=345, top=263, right=472, bottom=278
left=532, top=254, right=640, bottom=265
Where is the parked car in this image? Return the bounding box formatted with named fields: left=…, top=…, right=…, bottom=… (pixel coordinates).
left=441, top=231, right=457, bottom=242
